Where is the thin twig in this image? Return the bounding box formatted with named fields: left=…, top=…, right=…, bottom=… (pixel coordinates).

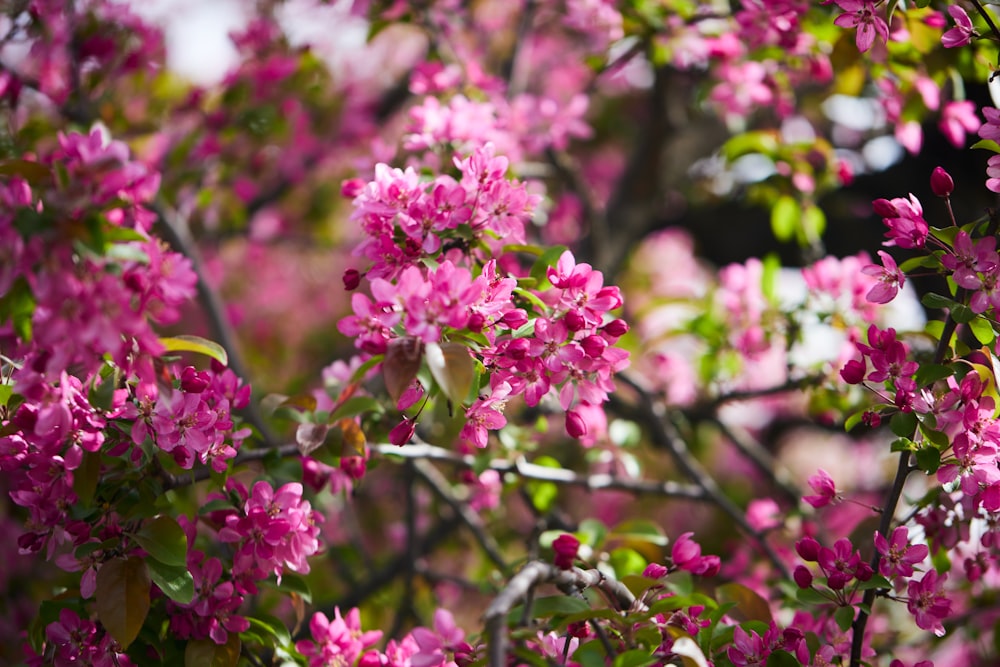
left=613, top=373, right=793, bottom=580
left=483, top=561, right=645, bottom=667
left=412, top=458, right=510, bottom=574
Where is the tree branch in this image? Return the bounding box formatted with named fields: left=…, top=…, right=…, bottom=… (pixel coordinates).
left=483, top=561, right=645, bottom=667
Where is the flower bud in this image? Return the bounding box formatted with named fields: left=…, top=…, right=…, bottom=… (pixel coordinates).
left=501, top=309, right=528, bottom=329
left=872, top=198, right=898, bottom=218
left=180, top=366, right=210, bottom=393
left=343, top=269, right=361, bottom=291
left=840, top=359, right=866, bottom=385
left=602, top=318, right=629, bottom=338
left=795, top=536, right=821, bottom=562
left=552, top=533, right=580, bottom=569
left=388, top=418, right=415, bottom=447
left=466, top=311, right=485, bottom=333
left=340, top=177, right=365, bottom=199
left=930, top=166, right=954, bottom=197
left=565, top=409, right=588, bottom=439
left=581, top=334, right=607, bottom=358
left=643, top=563, right=669, bottom=579
left=793, top=565, right=813, bottom=589
left=564, top=309, right=586, bottom=331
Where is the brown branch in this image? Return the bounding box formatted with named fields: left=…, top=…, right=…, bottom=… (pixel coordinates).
left=372, top=442, right=708, bottom=500
left=483, top=561, right=645, bottom=667
left=412, top=458, right=510, bottom=574
left=612, top=373, right=792, bottom=580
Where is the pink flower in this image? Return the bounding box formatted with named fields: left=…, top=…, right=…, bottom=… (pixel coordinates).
left=833, top=0, right=889, bottom=52
left=942, top=5, right=977, bottom=48
left=861, top=250, right=904, bottom=304
left=906, top=570, right=951, bottom=636
left=875, top=526, right=928, bottom=578
left=671, top=532, right=720, bottom=576
left=938, top=100, right=981, bottom=148
left=552, top=533, right=580, bottom=570
left=803, top=469, right=837, bottom=508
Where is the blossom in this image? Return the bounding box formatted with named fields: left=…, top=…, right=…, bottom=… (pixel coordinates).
left=938, top=100, right=981, bottom=148
left=552, top=533, right=580, bottom=569
left=803, top=469, right=837, bottom=508
left=875, top=526, right=928, bottom=578
left=942, top=5, right=977, bottom=48
left=671, top=532, right=721, bottom=576
left=833, top=0, right=889, bottom=52
left=861, top=250, right=904, bottom=304
left=906, top=570, right=951, bottom=636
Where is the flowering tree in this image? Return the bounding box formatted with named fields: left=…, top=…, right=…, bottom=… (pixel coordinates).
left=3, top=0, right=1000, bottom=666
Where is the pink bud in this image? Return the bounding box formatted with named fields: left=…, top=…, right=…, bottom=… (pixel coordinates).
left=343, top=269, right=361, bottom=291
left=643, top=563, right=669, bottom=579
left=564, top=309, right=586, bottom=331
left=793, top=565, right=813, bottom=589
left=930, top=166, right=954, bottom=197
left=180, top=366, right=210, bottom=393
left=341, top=178, right=365, bottom=199
left=501, top=309, right=528, bottom=329
left=552, top=533, right=580, bottom=569
left=389, top=418, right=416, bottom=447
left=872, top=198, right=898, bottom=218
left=840, top=359, right=866, bottom=385
left=466, top=312, right=485, bottom=333
left=581, top=335, right=607, bottom=358
left=796, top=537, right=821, bottom=562
left=603, top=318, right=629, bottom=338
left=565, top=409, right=588, bottom=439
left=340, top=455, right=367, bottom=480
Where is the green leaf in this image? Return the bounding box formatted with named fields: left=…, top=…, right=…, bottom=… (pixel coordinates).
left=921, top=292, right=955, bottom=310
left=0, top=276, right=35, bottom=342
left=800, top=204, right=826, bottom=244
left=770, top=196, right=800, bottom=242
left=890, top=437, right=915, bottom=453
left=0, top=159, right=51, bottom=183
left=715, top=583, right=772, bottom=624
left=795, top=586, right=831, bottom=605
left=952, top=304, right=975, bottom=324
left=159, top=335, right=228, bottom=366
left=133, top=516, right=188, bottom=566
left=526, top=595, right=591, bottom=618
left=185, top=635, right=241, bottom=667
left=94, top=557, right=151, bottom=649
left=146, top=558, right=194, bottom=604
left=72, top=450, right=102, bottom=507
left=383, top=337, right=424, bottom=405
left=609, top=519, right=669, bottom=547
left=913, top=363, right=954, bottom=386
left=612, top=648, right=657, bottom=667
left=328, top=396, right=385, bottom=423
left=915, top=447, right=941, bottom=474
left=609, top=547, right=649, bottom=578
left=766, top=650, right=802, bottom=667
left=245, top=614, right=292, bottom=648
left=970, top=317, right=996, bottom=345
left=426, top=341, right=476, bottom=406
left=855, top=574, right=891, bottom=591
left=834, top=605, right=855, bottom=632
left=274, top=572, right=312, bottom=603
left=844, top=410, right=866, bottom=432
left=971, top=138, right=1000, bottom=153
left=890, top=411, right=917, bottom=437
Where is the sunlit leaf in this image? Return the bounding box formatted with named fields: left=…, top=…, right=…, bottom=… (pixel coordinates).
left=715, top=583, right=772, bottom=624
left=296, top=422, right=330, bottom=456
left=133, top=516, right=188, bottom=567
left=426, top=341, right=475, bottom=406
left=159, top=335, right=228, bottom=366
left=146, top=558, right=194, bottom=604
left=185, top=635, right=241, bottom=667
left=339, top=418, right=367, bottom=457
left=383, top=337, right=423, bottom=404
left=94, top=557, right=151, bottom=649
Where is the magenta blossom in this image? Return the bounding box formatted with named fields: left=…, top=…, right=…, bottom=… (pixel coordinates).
left=942, top=5, right=977, bottom=48
left=875, top=526, right=929, bottom=578
left=833, top=0, right=889, bottom=52
left=803, top=469, right=837, bottom=508
left=861, top=250, right=904, bottom=304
